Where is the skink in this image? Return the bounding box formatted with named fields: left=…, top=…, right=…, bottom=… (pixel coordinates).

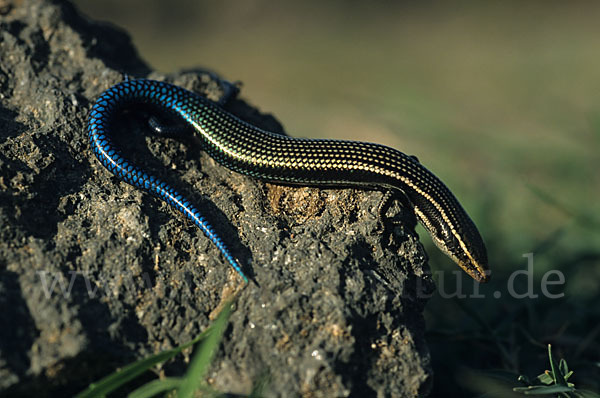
left=87, top=78, right=489, bottom=283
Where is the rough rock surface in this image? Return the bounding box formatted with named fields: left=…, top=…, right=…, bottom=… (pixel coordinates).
left=0, top=1, right=434, bottom=396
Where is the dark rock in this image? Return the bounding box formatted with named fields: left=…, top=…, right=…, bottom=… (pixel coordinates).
left=0, top=0, right=434, bottom=396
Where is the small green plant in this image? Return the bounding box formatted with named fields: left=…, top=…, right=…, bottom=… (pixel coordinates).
left=513, top=344, right=599, bottom=398
left=75, top=298, right=267, bottom=397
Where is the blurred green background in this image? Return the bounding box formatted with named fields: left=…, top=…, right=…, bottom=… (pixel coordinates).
left=74, top=1, right=599, bottom=396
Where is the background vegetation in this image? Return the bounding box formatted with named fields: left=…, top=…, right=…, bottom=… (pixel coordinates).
left=74, top=1, right=599, bottom=396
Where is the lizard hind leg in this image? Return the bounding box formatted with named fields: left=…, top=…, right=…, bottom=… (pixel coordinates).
left=377, top=190, right=417, bottom=233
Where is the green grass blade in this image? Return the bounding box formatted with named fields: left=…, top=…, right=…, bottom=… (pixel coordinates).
left=559, top=358, right=569, bottom=378
left=177, top=300, right=233, bottom=398
left=547, top=344, right=568, bottom=387
left=573, top=390, right=600, bottom=398
left=75, top=349, right=184, bottom=398
left=75, top=327, right=211, bottom=398
left=127, top=377, right=183, bottom=398
left=249, top=369, right=271, bottom=398
left=513, top=384, right=575, bottom=395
